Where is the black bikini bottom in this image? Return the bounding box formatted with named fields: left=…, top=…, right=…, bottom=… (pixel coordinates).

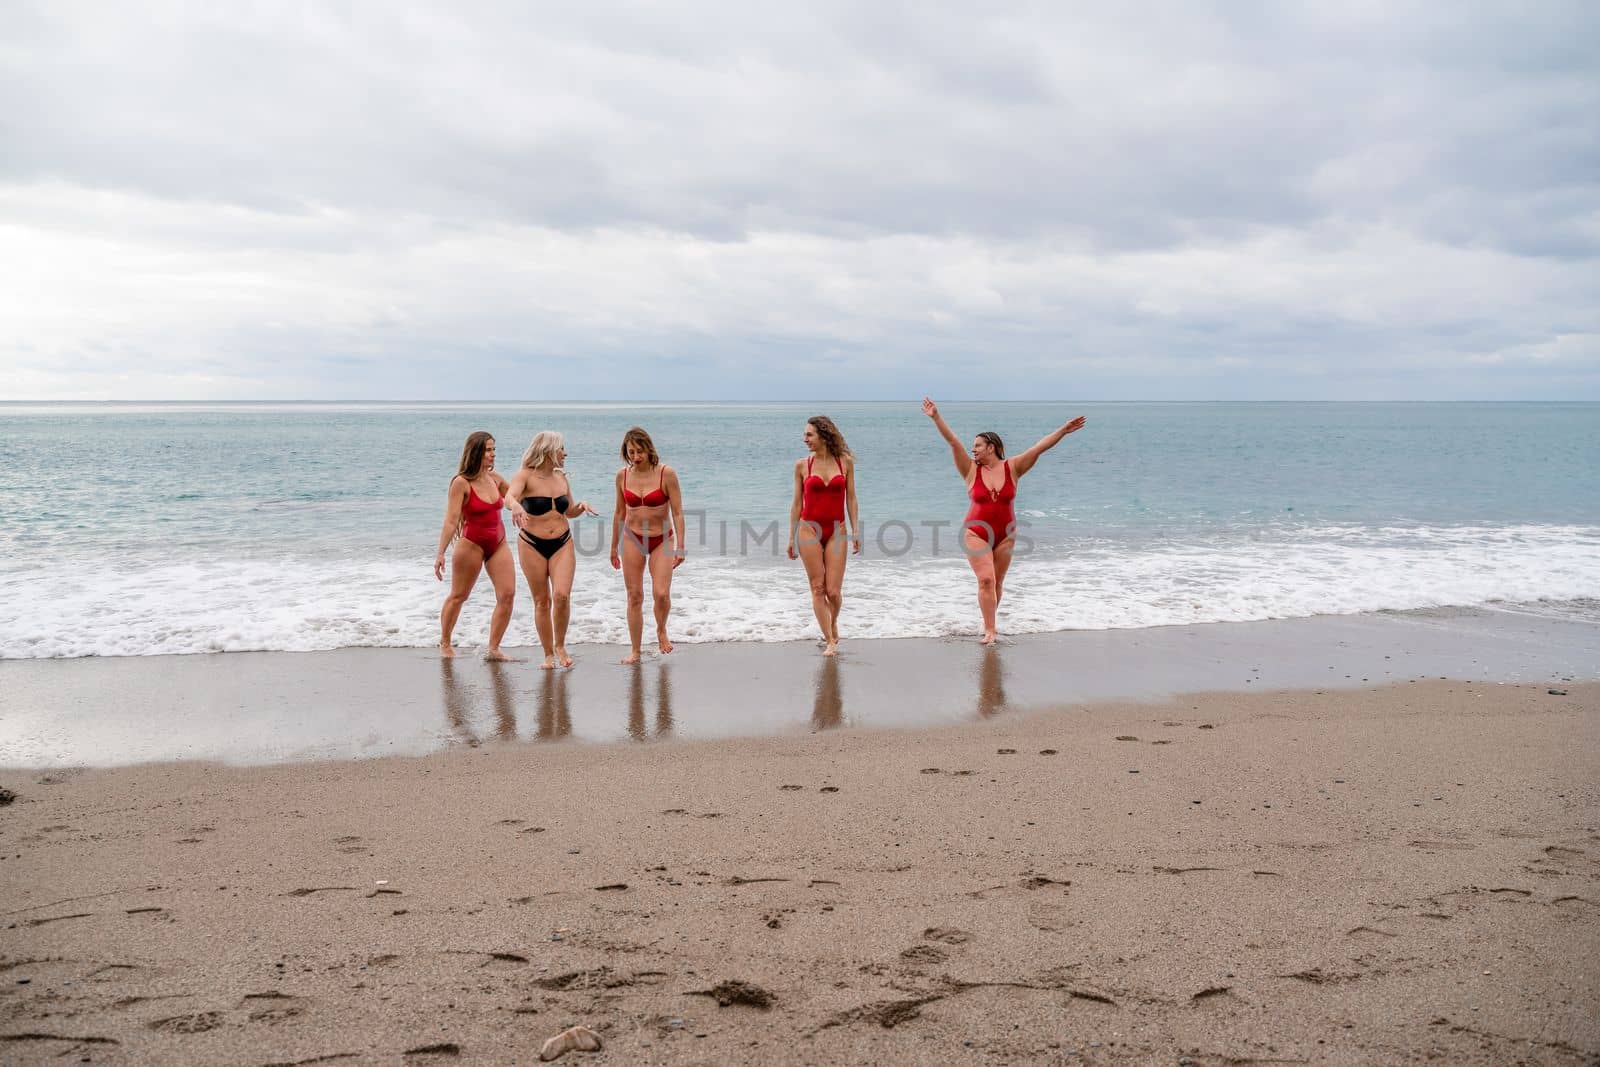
left=520, top=529, right=572, bottom=560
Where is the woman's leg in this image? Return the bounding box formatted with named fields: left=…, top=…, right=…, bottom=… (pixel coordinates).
left=992, top=537, right=1016, bottom=612
left=547, top=538, right=578, bottom=668
left=822, top=533, right=848, bottom=645
left=483, top=541, right=517, bottom=660
left=518, top=539, right=556, bottom=669
left=620, top=534, right=648, bottom=664
left=440, top=540, right=484, bottom=656
left=796, top=527, right=835, bottom=654
left=647, top=536, right=676, bottom=653
left=964, top=529, right=1000, bottom=644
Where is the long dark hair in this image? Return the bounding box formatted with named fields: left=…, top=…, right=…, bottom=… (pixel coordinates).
left=807, top=416, right=853, bottom=459
left=456, top=431, right=494, bottom=480
left=976, top=431, right=1005, bottom=459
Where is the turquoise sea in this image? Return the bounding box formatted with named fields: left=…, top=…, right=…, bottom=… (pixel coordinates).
left=1, top=402, right=1596, bottom=657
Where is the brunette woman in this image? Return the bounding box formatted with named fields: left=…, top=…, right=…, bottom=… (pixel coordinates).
left=505, top=431, right=599, bottom=669
left=609, top=426, right=685, bottom=664
left=922, top=398, right=1086, bottom=644
left=434, top=431, right=518, bottom=659
left=786, top=415, right=860, bottom=656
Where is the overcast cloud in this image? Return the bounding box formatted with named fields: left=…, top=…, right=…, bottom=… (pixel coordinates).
left=1, top=1, right=1596, bottom=400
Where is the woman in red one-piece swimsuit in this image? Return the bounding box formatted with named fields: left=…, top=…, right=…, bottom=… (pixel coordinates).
left=787, top=416, right=860, bottom=656
left=434, top=431, right=519, bottom=660
left=922, top=398, right=1087, bottom=644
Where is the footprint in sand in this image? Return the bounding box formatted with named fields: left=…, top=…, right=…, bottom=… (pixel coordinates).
left=148, top=1011, right=224, bottom=1034
left=922, top=926, right=973, bottom=944
left=900, top=944, right=948, bottom=964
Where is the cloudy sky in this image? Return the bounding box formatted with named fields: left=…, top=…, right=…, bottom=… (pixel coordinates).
left=2, top=2, right=1596, bottom=401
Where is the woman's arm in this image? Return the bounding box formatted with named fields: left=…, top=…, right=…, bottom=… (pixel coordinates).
left=1010, top=415, right=1088, bottom=479
left=562, top=474, right=600, bottom=518
left=666, top=466, right=687, bottom=568
left=504, top=470, right=528, bottom=530
left=922, top=397, right=973, bottom=481
left=434, top=476, right=467, bottom=580
left=845, top=458, right=861, bottom=555
left=786, top=460, right=804, bottom=560
left=609, top=471, right=626, bottom=569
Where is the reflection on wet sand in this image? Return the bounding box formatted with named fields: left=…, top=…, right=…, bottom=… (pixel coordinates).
left=439, top=658, right=482, bottom=746
left=626, top=663, right=676, bottom=741
left=486, top=660, right=517, bottom=742
left=976, top=645, right=1007, bottom=719
left=537, top=668, right=572, bottom=741
left=440, top=659, right=519, bottom=745
left=812, top=656, right=844, bottom=731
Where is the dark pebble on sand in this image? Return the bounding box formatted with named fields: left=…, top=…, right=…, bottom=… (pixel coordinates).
left=0, top=788, right=15, bottom=806
left=1548, top=688, right=1568, bottom=696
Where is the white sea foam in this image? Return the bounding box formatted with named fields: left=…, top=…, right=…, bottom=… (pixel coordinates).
left=1, top=524, right=1596, bottom=658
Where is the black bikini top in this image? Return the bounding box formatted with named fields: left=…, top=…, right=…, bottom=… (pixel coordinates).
left=521, top=493, right=570, bottom=517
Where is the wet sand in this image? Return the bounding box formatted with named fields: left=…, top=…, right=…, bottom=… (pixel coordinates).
left=1, top=606, right=1596, bottom=766
left=2, top=677, right=1597, bottom=1064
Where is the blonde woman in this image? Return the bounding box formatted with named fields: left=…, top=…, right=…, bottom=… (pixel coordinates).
left=609, top=426, right=685, bottom=664
left=786, top=415, right=859, bottom=656
left=506, top=431, right=599, bottom=669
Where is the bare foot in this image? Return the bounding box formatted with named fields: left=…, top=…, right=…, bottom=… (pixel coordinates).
left=555, top=647, right=574, bottom=669
left=823, top=641, right=838, bottom=657
left=440, top=643, right=457, bottom=658
left=620, top=650, right=641, bottom=665
left=540, top=655, right=557, bottom=670
left=484, top=648, right=513, bottom=662
left=980, top=631, right=998, bottom=645
left=657, top=631, right=674, bottom=654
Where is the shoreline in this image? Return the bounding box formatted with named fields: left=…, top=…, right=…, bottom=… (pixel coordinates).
left=1, top=680, right=1595, bottom=1064
left=2, top=606, right=1596, bottom=769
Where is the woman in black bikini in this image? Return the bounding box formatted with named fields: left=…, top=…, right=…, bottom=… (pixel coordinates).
left=506, top=431, right=599, bottom=669
left=609, top=426, right=685, bottom=664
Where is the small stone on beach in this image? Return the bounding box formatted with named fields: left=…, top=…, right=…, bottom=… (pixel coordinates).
left=539, top=1024, right=602, bottom=1060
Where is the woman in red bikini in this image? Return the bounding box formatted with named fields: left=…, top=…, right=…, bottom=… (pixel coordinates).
left=609, top=426, right=686, bottom=664
left=433, top=431, right=518, bottom=660
left=787, top=415, right=859, bottom=656
left=506, top=430, right=600, bottom=670
left=922, top=398, right=1087, bottom=644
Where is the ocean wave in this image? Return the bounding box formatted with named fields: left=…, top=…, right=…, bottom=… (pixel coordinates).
left=1, top=524, right=1597, bottom=658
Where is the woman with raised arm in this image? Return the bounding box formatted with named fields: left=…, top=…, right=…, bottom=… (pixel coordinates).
left=505, top=431, right=600, bottom=669
left=434, top=431, right=518, bottom=660
left=786, top=415, right=860, bottom=657
left=922, top=398, right=1086, bottom=644
left=609, top=426, right=686, bottom=664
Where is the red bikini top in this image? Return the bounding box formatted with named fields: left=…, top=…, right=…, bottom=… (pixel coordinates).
left=622, top=467, right=669, bottom=508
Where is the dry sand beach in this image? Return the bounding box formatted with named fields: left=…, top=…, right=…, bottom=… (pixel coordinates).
left=2, top=655, right=1598, bottom=1064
